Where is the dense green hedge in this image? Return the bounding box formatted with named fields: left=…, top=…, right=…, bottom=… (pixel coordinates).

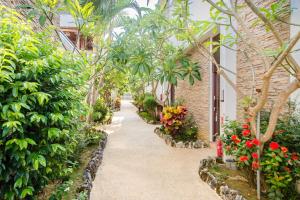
left=0, top=6, right=86, bottom=199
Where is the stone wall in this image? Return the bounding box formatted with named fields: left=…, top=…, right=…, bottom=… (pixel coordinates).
left=175, top=43, right=211, bottom=142
left=236, top=0, right=290, bottom=120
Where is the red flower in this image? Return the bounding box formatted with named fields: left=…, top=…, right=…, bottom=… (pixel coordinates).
left=292, top=152, right=299, bottom=161
left=231, top=135, right=238, bottom=140
left=252, top=161, right=259, bottom=169
left=252, top=152, right=259, bottom=159
left=242, top=129, right=251, bottom=137
left=239, top=156, right=248, bottom=162
left=281, top=146, right=288, bottom=153
left=242, top=124, right=249, bottom=129
left=246, top=141, right=253, bottom=148
left=231, top=135, right=240, bottom=144
left=269, top=141, right=280, bottom=150
left=284, top=166, right=291, bottom=173
left=252, top=138, right=260, bottom=146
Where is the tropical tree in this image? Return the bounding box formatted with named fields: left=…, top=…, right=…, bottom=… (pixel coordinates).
left=110, top=8, right=202, bottom=105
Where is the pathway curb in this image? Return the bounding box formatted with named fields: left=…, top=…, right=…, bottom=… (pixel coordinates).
left=198, top=157, right=247, bottom=200
left=78, top=131, right=108, bottom=198
left=154, top=127, right=208, bottom=148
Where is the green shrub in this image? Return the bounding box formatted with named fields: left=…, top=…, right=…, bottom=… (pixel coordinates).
left=92, top=98, right=108, bottom=123
left=143, top=94, right=158, bottom=112
left=82, top=125, right=104, bottom=146
left=0, top=6, right=86, bottom=198
left=177, top=115, right=198, bottom=141
left=139, top=111, right=157, bottom=123
left=260, top=110, right=300, bottom=153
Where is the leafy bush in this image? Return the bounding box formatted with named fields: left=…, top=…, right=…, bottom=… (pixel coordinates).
left=143, top=94, right=157, bottom=112
left=160, top=105, right=198, bottom=141
left=92, top=98, right=108, bottom=123
left=0, top=6, right=85, bottom=198
left=81, top=125, right=104, bottom=146
left=260, top=110, right=300, bottom=153
left=176, top=115, right=198, bottom=141
left=221, top=119, right=300, bottom=200
left=139, top=111, right=157, bottom=123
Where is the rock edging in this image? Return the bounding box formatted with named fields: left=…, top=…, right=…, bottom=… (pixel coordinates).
left=198, top=157, right=247, bottom=200
left=154, top=127, right=208, bottom=149
left=78, top=131, right=108, bottom=199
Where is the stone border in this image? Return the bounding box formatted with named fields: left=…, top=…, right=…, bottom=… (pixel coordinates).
left=78, top=132, right=108, bottom=199
left=198, top=157, right=247, bottom=200
left=154, top=127, right=208, bottom=148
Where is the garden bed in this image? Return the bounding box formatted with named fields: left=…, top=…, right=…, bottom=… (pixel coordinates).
left=38, top=131, right=108, bottom=200
left=137, top=111, right=160, bottom=124
left=154, top=127, right=207, bottom=148
left=199, top=157, right=266, bottom=200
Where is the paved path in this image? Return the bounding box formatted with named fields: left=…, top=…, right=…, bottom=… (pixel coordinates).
left=90, top=100, right=221, bottom=200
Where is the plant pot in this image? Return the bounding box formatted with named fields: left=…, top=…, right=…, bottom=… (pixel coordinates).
left=296, top=179, right=300, bottom=194
left=224, top=155, right=237, bottom=170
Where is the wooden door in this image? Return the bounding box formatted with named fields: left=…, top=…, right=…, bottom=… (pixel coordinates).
left=212, top=34, right=220, bottom=142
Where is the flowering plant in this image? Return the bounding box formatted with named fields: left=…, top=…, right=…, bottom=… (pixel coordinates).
left=221, top=120, right=260, bottom=169
left=221, top=120, right=300, bottom=199
left=261, top=141, right=300, bottom=199
left=160, top=105, right=187, bottom=134
left=160, top=105, right=197, bottom=141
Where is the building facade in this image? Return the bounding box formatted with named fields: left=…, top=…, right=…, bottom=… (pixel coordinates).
left=166, top=0, right=300, bottom=143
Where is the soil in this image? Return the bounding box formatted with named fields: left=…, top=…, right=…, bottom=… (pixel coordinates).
left=38, top=144, right=99, bottom=200
left=209, top=164, right=267, bottom=200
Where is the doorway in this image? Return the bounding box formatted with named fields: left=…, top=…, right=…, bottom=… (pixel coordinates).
left=212, top=34, right=220, bottom=142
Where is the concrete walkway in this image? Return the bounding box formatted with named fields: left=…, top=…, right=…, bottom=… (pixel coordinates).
left=90, top=100, right=221, bottom=200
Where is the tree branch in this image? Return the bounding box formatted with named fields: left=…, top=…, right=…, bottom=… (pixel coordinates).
left=251, top=31, right=300, bottom=114
left=260, top=80, right=300, bottom=143
left=205, top=0, right=234, bottom=16
left=244, top=0, right=300, bottom=73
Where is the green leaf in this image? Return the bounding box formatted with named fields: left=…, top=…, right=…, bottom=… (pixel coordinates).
left=38, top=155, right=46, bottom=167
left=33, top=159, right=39, bottom=170
left=39, top=15, right=46, bottom=26
left=14, top=177, right=23, bottom=188
left=12, top=87, right=18, bottom=97
left=189, top=75, right=194, bottom=85
left=32, top=92, right=51, bottom=105
left=16, top=139, right=28, bottom=150
left=48, top=128, right=61, bottom=139
left=2, top=120, right=21, bottom=129
left=21, top=187, right=33, bottom=198
left=25, top=138, right=36, bottom=145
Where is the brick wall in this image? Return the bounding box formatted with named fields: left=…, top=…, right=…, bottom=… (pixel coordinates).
left=175, top=0, right=291, bottom=141
left=236, top=0, right=290, bottom=120
left=175, top=44, right=211, bottom=142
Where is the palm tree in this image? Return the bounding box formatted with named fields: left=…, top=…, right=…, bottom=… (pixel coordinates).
left=83, top=0, right=143, bottom=122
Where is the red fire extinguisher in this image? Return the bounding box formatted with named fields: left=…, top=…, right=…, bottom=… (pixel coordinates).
left=217, top=137, right=223, bottom=158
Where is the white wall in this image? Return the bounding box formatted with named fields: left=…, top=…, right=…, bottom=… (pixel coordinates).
left=60, top=13, right=76, bottom=28
left=220, top=27, right=237, bottom=124
left=291, top=0, right=300, bottom=104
